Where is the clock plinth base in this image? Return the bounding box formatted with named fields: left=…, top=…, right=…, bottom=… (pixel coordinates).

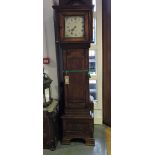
left=61, top=115, right=94, bottom=146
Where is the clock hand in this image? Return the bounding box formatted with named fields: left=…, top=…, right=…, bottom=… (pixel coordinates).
left=71, top=26, right=77, bottom=32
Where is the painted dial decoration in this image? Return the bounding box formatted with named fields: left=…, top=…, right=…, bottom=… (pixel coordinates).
left=65, top=16, right=84, bottom=38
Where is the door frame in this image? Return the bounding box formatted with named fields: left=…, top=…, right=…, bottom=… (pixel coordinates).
left=102, top=0, right=111, bottom=126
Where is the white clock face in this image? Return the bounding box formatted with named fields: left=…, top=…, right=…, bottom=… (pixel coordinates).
left=65, top=16, right=84, bottom=38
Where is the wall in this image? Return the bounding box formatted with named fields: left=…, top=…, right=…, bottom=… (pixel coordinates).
left=43, top=0, right=58, bottom=99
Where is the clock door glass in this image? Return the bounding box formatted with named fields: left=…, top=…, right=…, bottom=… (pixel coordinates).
left=65, top=16, right=84, bottom=38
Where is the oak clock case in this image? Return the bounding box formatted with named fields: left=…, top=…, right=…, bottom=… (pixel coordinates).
left=53, top=1, right=94, bottom=146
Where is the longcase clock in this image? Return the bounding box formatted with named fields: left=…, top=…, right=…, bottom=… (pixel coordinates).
left=53, top=0, right=94, bottom=145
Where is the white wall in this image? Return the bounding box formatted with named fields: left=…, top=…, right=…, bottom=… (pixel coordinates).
left=43, top=0, right=58, bottom=99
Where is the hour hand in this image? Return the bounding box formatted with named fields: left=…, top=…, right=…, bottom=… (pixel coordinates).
left=71, top=26, right=76, bottom=31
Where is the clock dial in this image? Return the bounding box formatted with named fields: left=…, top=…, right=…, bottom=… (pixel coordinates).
left=65, top=16, right=84, bottom=38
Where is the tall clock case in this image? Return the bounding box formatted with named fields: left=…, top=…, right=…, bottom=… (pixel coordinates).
left=53, top=0, right=94, bottom=145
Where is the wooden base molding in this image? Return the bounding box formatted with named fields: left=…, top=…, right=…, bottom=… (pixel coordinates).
left=62, top=137, right=95, bottom=146
left=61, top=115, right=95, bottom=146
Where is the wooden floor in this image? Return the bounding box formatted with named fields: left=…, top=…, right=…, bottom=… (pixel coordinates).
left=105, top=127, right=111, bottom=155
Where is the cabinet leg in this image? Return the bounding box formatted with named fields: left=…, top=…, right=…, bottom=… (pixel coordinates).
left=50, top=140, right=56, bottom=151
left=50, top=147, right=56, bottom=151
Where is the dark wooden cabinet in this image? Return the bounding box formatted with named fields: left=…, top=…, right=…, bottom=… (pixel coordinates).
left=53, top=0, right=94, bottom=146
left=43, top=101, right=59, bottom=150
